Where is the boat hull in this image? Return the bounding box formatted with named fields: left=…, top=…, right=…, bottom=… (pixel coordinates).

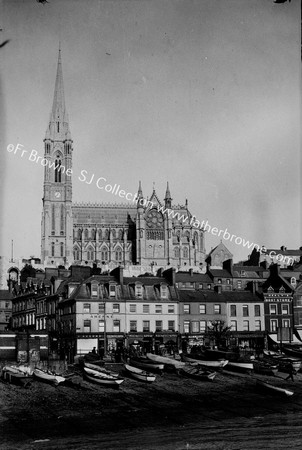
left=226, top=361, right=254, bottom=371
left=179, top=366, right=217, bottom=381
left=124, top=364, right=156, bottom=383
left=256, top=380, right=294, bottom=397
left=130, top=358, right=164, bottom=372
left=84, top=369, right=124, bottom=386
left=182, top=355, right=228, bottom=368
left=33, top=368, right=65, bottom=385
left=146, top=353, right=185, bottom=369
left=84, top=362, right=119, bottom=378
left=1, top=368, right=32, bottom=386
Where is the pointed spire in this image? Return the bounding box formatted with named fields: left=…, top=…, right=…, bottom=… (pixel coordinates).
left=137, top=180, right=144, bottom=210
left=164, top=182, right=172, bottom=208
left=46, top=46, right=70, bottom=140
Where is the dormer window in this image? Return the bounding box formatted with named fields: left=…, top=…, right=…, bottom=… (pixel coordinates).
left=291, top=277, right=296, bottom=286
left=91, top=283, right=98, bottom=298
left=160, top=285, right=168, bottom=299
left=135, top=284, right=143, bottom=298
left=241, top=271, right=246, bottom=277
left=109, top=285, right=116, bottom=297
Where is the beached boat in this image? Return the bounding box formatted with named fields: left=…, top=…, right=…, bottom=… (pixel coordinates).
left=179, top=365, right=217, bottom=381
left=130, top=357, right=164, bottom=372
left=146, top=353, right=185, bottom=369
left=282, top=345, right=302, bottom=358
left=33, top=368, right=65, bottom=385
left=83, top=367, right=124, bottom=386
left=256, top=379, right=294, bottom=397
left=84, top=361, right=119, bottom=378
left=1, top=366, right=33, bottom=387
left=226, top=361, right=254, bottom=371
left=253, top=361, right=278, bottom=376
left=277, top=358, right=302, bottom=373
left=124, top=364, right=156, bottom=383
left=182, top=354, right=228, bottom=368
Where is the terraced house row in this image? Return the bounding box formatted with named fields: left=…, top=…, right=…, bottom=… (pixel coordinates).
left=3, top=257, right=301, bottom=363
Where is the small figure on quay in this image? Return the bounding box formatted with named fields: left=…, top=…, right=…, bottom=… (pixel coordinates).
left=92, top=347, right=96, bottom=355
left=285, top=364, right=296, bottom=382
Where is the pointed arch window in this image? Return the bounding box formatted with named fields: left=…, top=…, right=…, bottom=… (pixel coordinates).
left=78, top=229, right=82, bottom=240
left=101, top=248, right=108, bottom=262
left=60, top=204, right=64, bottom=234
left=111, top=229, right=116, bottom=239
left=55, top=159, right=62, bottom=182
left=174, top=247, right=180, bottom=258
left=73, top=248, right=80, bottom=261
left=98, top=229, right=102, bottom=240
left=118, top=229, right=123, bottom=240
left=183, top=247, right=189, bottom=258
left=60, top=242, right=64, bottom=257
left=51, top=204, right=55, bottom=234
left=57, top=122, right=60, bottom=133
left=115, top=248, right=122, bottom=262
left=84, top=229, right=89, bottom=240
left=51, top=242, right=55, bottom=257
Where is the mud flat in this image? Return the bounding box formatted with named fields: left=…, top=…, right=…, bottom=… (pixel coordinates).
left=1, top=368, right=302, bottom=450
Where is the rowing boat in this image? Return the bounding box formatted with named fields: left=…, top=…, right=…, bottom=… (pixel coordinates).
left=124, top=364, right=156, bottom=382
left=253, top=361, right=278, bottom=376
left=256, top=379, right=294, bottom=397
left=130, top=357, right=164, bottom=372
left=179, top=365, right=217, bottom=381
left=146, top=353, right=185, bottom=369
left=83, top=367, right=124, bottom=386
left=226, top=361, right=254, bottom=371
left=84, top=361, right=119, bottom=378
left=1, top=366, right=33, bottom=387
left=33, top=368, right=65, bottom=385
left=182, top=354, right=228, bottom=368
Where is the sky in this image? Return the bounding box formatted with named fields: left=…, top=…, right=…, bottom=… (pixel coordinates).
left=0, top=0, right=300, bottom=263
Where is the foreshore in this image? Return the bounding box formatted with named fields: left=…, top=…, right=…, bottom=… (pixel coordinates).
left=1, top=364, right=302, bottom=450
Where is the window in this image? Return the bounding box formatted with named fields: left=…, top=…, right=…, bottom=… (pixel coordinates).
left=155, top=305, right=162, bottom=314
left=113, top=320, right=120, bottom=332
left=55, top=159, right=62, bottom=182
left=143, top=304, right=150, bottom=314
left=241, top=270, right=246, bottom=277
left=227, top=319, right=236, bottom=332
left=60, top=242, right=64, bottom=257
left=161, top=285, right=168, bottom=298
left=184, top=304, right=190, bottom=314
left=130, top=321, right=137, bottom=332
left=84, top=319, right=91, bottom=332
left=101, top=250, right=108, bottom=261
left=183, top=321, right=190, bottom=333
left=270, top=319, right=278, bottom=332
left=113, top=304, right=120, bottom=313
left=91, top=284, right=98, bottom=298
left=200, top=320, right=206, bottom=332
left=199, top=283, right=203, bottom=289
left=282, top=319, right=290, bottom=328
left=207, top=284, right=211, bottom=290
left=83, top=303, right=91, bottom=313
left=155, top=321, right=162, bottom=332
left=230, top=305, right=236, bottom=317
left=168, top=320, right=175, bottom=331
left=135, top=284, right=143, bottom=298
left=143, top=321, right=150, bottom=332
left=115, top=249, right=122, bottom=261
left=192, top=321, right=199, bottom=333
left=296, top=295, right=302, bottom=307
left=199, top=304, right=206, bottom=314
left=217, top=279, right=222, bottom=284
left=51, top=242, right=55, bottom=257
left=243, top=305, right=249, bottom=317
left=130, top=304, right=136, bottom=313
left=255, top=320, right=261, bottom=331
left=226, top=279, right=230, bottom=285
left=98, top=303, right=105, bottom=314
left=281, top=304, right=289, bottom=315
left=98, top=320, right=104, bottom=332
left=270, top=304, right=277, bottom=315
left=183, top=247, right=189, bottom=258
left=174, top=247, right=180, bottom=258
left=214, top=304, right=221, bottom=314
left=109, top=285, right=116, bottom=297
left=168, top=305, right=175, bottom=314
left=237, top=280, right=242, bottom=289
left=243, top=320, right=249, bottom=331
left=254, top=305, right=260, bottom=317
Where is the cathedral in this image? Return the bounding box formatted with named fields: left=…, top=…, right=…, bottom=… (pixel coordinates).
left=41, top=50, right=206, bottom=271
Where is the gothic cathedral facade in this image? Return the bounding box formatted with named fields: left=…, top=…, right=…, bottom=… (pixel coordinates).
left=41, top=51, right=206, bottom=271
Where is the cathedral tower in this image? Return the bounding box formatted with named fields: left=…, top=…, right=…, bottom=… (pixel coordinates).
left=41, top=48, right=73, bottom=266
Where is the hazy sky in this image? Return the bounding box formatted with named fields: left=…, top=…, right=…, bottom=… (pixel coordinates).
left=0, top=0, right=300, bottom=262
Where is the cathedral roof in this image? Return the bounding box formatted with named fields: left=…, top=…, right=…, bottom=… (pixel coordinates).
left=72, top=203, right=136, bottom=225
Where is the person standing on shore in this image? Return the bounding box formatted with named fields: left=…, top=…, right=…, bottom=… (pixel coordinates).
left=285, top=364, right=296, bottom=382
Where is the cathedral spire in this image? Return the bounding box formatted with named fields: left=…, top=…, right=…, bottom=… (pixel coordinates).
left=46, top=47, right=70, bottom=139
left=164, top=182, right=172, bottom=208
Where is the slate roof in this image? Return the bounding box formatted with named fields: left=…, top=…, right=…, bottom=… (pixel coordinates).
left=178, top=290, right=262, bottom=303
